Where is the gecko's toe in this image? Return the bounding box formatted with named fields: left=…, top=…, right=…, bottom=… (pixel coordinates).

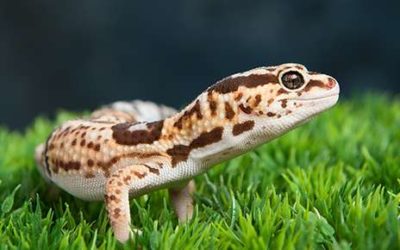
left=114, top=225, right=142, bottom=243
left=115, top=225, right=131, bottom=243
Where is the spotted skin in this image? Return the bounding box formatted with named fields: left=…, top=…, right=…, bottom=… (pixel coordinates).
left=35, top=63, right=340, bottom=243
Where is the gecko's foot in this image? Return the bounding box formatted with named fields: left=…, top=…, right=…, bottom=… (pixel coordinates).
left=169, top=180, right=196, bottom=223
left=114, top=222, right=143, bottom=243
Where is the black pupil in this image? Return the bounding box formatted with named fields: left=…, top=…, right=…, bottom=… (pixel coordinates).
left=281, top=71, right=305, bottom=90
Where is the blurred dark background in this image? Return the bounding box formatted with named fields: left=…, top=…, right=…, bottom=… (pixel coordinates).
left=0, top=0, right=399, bottom=129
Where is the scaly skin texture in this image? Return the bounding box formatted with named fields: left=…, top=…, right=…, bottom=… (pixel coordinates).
left=35, top=63, right=340, bottom=242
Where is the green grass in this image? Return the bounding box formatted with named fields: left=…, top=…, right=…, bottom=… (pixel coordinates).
left=0, top=94, right=399, bottom=250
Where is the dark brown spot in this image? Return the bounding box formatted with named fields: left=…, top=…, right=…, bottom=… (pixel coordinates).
left=277, top=88, right=288, bottom=95
left=104, top=194, right=109, bottom=202
left=174, top=100, right=203, bottom=129
left=110, top=195, right=116, bottom=201
left=207, top=93, right=217, bottom=115
left=71, top=139, right=77, bottom=146
left=112, top=120, right=164, bottom=146
left=134, top=171, right=146, bottom=179
left=87, top=159, right=94, bottom=167
left=239, top=104, right=252, bottom=114
left=232, top=120, right=255, bottom=136
left=114, top=208, right=121, bottom=217
left=166, top=145, right=190, bottom=166
left=225, top=102, right=235, bottom=120
left=111, top=157, right=119, bottom=164
left=281, top=99, right=287, bottom=108
left=144, top=165, right=160, bottom=175
left=48, top=144, right=55, bottom=151
left=116, top=189, right=121, bottom=194
left=304, top=79, right=327, bottom=91
left=267, top=112, right=276, bottom=117
left=167, top=127, right=224, bottom=166
left=208, top=73, right=279, bottom=94
left=99, top=127, right=106, bottom=131
left=267, top=98, right=274, bottom=105
left=254, top=95, right=262, bottom=107
left=94, top=144, right=101, bottom=151
left=191, top=127, right=224, bottom=148
left=234, top=92, right=243, bottom=101
left=87, top=142, right=94, bottom=149
left=81, top=132, right=86, bottom=138
left=57, top=161, right=81, bottom=171
left=117, top=181, right=123, bottom=186
left=80, top=139, right=86, bottom=147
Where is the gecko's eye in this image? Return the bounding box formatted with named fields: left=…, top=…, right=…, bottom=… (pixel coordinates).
left=280, top=71, right=305, bottom=90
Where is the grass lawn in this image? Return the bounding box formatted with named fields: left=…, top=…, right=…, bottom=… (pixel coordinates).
left=0, top=94, right=399, bottom=250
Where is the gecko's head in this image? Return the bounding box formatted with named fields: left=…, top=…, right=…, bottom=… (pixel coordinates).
left=155, top=63, right=339, bottom=167
left=207, top=63, right=339, bottom=140
left=259, top=63, right=340, bottom=124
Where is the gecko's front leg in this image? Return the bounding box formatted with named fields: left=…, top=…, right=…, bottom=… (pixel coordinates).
left=105, top=164, right=149, bottom=242
left=169, top=180, right=196, bottom=222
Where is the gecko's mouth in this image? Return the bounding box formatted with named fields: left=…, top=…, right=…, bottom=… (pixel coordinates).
left=292, top=83, right=340, bottom=102
left=293, top=93, right=339, bottom=102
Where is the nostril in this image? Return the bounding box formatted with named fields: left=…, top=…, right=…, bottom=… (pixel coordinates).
left=327, top=78, right=336, bottom=89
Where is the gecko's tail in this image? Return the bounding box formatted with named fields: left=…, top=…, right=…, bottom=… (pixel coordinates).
left=35, top=143, right=51, bottom=182
left=34, top=144, right=45, bottom=167
left=95, top=100, right=178, bottom=123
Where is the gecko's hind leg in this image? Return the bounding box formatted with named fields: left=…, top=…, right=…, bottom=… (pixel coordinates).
left=105, top=164, right=149, bottom=243
left=169, top=180, right=196, bottom=222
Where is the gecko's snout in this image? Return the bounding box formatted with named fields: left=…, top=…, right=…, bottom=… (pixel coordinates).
left=319, top=74, right=340, bottom=97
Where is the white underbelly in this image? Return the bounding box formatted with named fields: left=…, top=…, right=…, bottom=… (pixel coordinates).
left=128, top=159, right=202, bottom=197
left=52, top=172, right=107, bottom=201
left=50, top=159, right=204, bottom=201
